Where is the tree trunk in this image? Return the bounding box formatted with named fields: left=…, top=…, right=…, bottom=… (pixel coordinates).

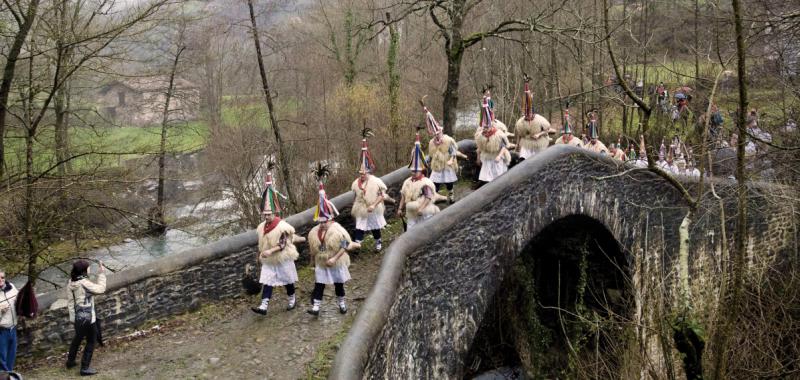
left=24, top=131, right=36, bottom=286
left=151, top=46, right=185, bottom=235
left=0, top=0, right=41, bottom=179
left=712, top=0, right=749, bottom=377
left=441, top=45, right=464, bottom=136
left=344, top=8, right=356, bottom=86
left=620, top=99, right=628, bottom=136
left=386, top=14, right=401, bottom=166
left=54, top=81, right=71, bottom=176
left=247, top=0, right=297, bottom=211
left=694, top=0, right=700, bottom=89
left=203, top=55, right=223, bottom=131
left=53, top=0, right=71, bottom=177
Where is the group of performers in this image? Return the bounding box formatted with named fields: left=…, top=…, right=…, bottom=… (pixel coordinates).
left=251, top=162, right=363, bottom=317
left=510, top=77, right=703, bottom=179
left=249, top=76, right=705, bottom=317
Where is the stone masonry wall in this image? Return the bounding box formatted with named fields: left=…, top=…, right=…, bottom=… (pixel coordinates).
left=332, top=145, right=798, bottom=379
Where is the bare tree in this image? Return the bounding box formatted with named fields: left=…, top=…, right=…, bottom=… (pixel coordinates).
left=0, top=0, right=166, bottom=286
left=0, top=0, right=40, bottom=179
left=386, top=12, right=402, bottom=165
left=247, top=0, right=297, bottom=211
left=150, top=39, right=187, bottom=235
left=711, top=0, right=750, bottom=377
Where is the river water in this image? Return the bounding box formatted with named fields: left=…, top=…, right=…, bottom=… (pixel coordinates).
left=13, top=191, right=239, bottom=293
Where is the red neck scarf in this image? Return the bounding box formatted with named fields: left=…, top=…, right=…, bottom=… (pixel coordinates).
left=357, top=176, right=368, bottom=191
left=433, top=135, right=444, bottom=145
left=317, top=226, right=328, bottom=245
left=263, top=217, right=282, bottom=234
left=482, top=127, right=497, bottom=138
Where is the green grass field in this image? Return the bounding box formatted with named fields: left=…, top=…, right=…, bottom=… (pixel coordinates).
left=0, top=98, right=299, bottom=174
left=3, top=122, right=210, bottom=174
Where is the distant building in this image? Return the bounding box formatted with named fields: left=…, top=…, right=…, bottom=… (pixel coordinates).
left=97, top=76, right=200, bottom=126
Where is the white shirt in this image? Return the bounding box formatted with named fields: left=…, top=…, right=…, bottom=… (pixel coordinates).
left=0, top=283, right=18, bottom=328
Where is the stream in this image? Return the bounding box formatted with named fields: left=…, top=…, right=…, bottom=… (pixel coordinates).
left=12, top=189, right=240, bottom=294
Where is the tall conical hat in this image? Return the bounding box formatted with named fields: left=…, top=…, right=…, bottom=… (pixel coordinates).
left=562, top=102, right=573, bottom=135
left=260, top=158, right=287, bottom=215
left=627, top=145, right=637, bottom=161
left=659, top=140, right=666, bottom=160
left=522, top=75, right=535, bottom=121
left=311, top=162, right=339, bottom=223
left=639, top=134, right=647, bottom=157
left=408, top=132, right=428, bottom=172
left=420, top=97, right=443, bottom=137
left=479, top=86, right=495, bottom=129
left=358, top=126, right=376, bottom=174
left=587, top=111, right=599, bottom=140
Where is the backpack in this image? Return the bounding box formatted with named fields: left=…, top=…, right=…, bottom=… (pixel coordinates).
left=14, top=281, right=38, bottom=319
left=71, top=285, right=93, bottom=327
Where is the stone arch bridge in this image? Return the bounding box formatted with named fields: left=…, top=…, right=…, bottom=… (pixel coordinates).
left=331, top=145, right=798, bottom=379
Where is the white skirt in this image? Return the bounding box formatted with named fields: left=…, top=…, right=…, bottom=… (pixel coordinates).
left=259, top=260, right=298, bottom=286
left=479, top=159, right=508, bottom=182
left=430, top=168, right=457, bottom=184
left=315, top=265, right=351, bottom=284
left=519, top=147, right=536, bottom=160
left=355, top=212, right=386, bottom=231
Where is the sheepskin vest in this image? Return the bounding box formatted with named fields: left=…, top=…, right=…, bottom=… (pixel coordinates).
left=475, top=128, right=508, bottom=161
left=492, top=119, right=509, bottom=133
left=257, top=220, right=299, bottom=265
left=555, top=135, right=584, bottom=148
left=428, top=135, right=458, bottom=172
left=308, top=222, right=352, bottom=268
left=515, top=114, right=551, bottom=153
left=585, top=140, right=609, bottom=154
left=610, top=149, right=626, bottom=161
left=401, top=177, right=439, bottom=219
left=351, top=175, right=387, bottom=219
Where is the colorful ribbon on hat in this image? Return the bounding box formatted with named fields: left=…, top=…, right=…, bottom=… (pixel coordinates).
left=423, top=106, right=442, bottom=137
left=479, top=95, right=494, bottom=129
left=261, top=172, right=287, bottom=214
left=588, top=113, right=599, bottom=139
left=313, top=182, right=339, bottom=222
left=408, top=133, right=428, bottom=171
left=523, top=82, right=535, bottom=121
left=562, top=108, right=573, bottom=135
left=359, top=139, right=376, bottom=173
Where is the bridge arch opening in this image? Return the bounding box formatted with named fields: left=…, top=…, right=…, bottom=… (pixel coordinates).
left=465, top=215, right=634, bottom=378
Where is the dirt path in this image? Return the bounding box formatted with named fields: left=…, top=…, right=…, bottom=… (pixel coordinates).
left=22, top=181, right=474, bottom=380
left=22, top=234, right=386, bottom=380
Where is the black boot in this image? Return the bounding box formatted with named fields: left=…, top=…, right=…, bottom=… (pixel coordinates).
left=306, top=299, right=321, bottom=316
left=80, top=368, right=98, bottom=376
left=251, top=298, right=269, bottom=315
